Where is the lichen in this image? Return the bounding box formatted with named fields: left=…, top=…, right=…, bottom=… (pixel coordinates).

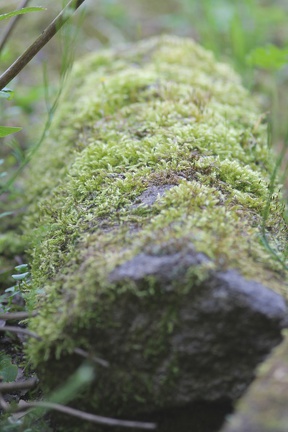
left=20, top=35, right=287, bottom=429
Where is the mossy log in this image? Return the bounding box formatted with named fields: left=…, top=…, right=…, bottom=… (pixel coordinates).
left=20, top=36, right=288, bottom=431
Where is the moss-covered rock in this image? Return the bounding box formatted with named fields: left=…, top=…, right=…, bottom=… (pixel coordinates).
left=20, top=36, right=288, bottom=431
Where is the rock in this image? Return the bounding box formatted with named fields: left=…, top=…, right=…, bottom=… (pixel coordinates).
left=221, top=331, right=288, bottom=432
left=19, top=36, right=288, bottom=431
left=130, top=185, right=174, bottom=208
left=108, top=248, right=287, bottom=404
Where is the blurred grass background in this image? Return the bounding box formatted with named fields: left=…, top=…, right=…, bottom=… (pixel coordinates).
left=1, top=0, right=288, bottom=190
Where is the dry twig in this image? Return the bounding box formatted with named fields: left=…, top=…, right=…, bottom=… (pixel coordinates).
left=0, top=324, right=108, bottom=367
left=0, top=311, right=38, bottom=321
left=0, top=378, right=38, bottom=394
left=0, top=325, right=41, bottom=340
left=13, top=400, right=157, bottom=429
left=73, top=347, right=109, bottom=368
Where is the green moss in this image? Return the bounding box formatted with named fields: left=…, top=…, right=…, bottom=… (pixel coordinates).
left=20, top=35, right=287, bottom=428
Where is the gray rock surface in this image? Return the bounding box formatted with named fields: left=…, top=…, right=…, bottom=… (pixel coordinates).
left=131, top=185, right=174, bottom=208
left=108, top=247, right=287, bottom=405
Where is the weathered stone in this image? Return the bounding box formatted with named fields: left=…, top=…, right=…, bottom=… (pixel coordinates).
left=131, top=185, right=174, bottom=208
left=19, top=36, right=288, bottom=431
left=221, top=331, right=288, bottom=432
left=109, top=248, right=287, bottom=404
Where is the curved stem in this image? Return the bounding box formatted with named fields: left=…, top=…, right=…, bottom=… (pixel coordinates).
left=0, top=325, right=41, bottom=339
left=13, top=400, right=157, bottom=429
left=0, top=378, right=38, bottom=394
left=0, top=311, right=38, bottom=320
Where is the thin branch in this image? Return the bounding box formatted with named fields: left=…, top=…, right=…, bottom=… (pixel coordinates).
left=0, top=324, right=108, bottom=367
left=0, top=311, right=38, bottom=321
left=0, top=0, right=30, bottom=53
left=0, top=378, right=38, bottom=394
left=73, top=347, right=109, bottom=368
left=0, top=325, right=41, bottom=340
left=0, top=0, right=86, bottom=90
left=13, top=400, right=157, bottom=430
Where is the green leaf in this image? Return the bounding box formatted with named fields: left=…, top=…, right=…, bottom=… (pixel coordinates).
left=247, top=44, right=288, bottom=70
left=0, top=211, right=14, bottom=219
left=0, top=88, right=13, bottom=100
left=0, top=354, right=18, bottom=382
left=14, top=264, right=29, bottom=272
left=4, top=286, right=17, bottom=294
left=11, top=272, right=29, bottom=281
left=0, top=7, right=46, bottom=21
left=0, top=126, right=22, bottom=138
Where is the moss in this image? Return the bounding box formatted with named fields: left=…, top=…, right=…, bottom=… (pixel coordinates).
left=20, top=35, right=287, bottom=429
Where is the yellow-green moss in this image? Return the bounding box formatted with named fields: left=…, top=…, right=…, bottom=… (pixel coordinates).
left=20, top=36, right=287, bottom=427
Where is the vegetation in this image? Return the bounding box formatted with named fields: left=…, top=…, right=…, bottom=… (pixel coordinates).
left=0, top=0, right=288, bottom=431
